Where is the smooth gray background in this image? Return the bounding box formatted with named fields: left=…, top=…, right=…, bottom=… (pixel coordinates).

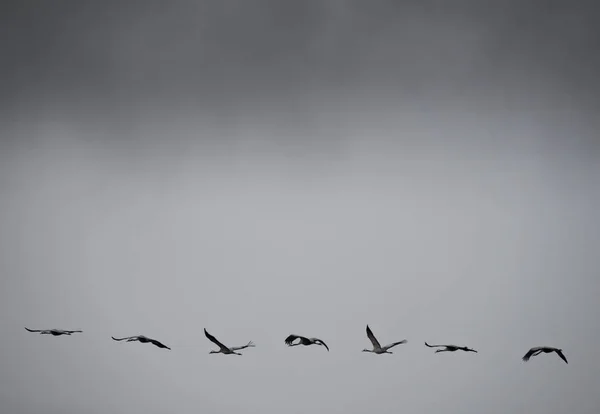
left=1, top=1, right=599, bottom=413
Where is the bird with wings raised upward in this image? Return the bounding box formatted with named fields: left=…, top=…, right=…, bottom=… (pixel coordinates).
left=362, top=325, right=407, bottom=354
left=204, top=329, right=255, bottom=355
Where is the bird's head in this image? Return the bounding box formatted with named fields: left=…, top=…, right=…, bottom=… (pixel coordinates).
left=209, top=350, right=218, bottom=354
left=362, top=348, right=370, bottom=352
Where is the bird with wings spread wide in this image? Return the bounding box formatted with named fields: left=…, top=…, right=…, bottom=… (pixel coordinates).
left=522, top=346, right=568, bottom=364
left=25, top=328, right=82, bottom=336
left=111, top=335, right=171, bottom=350
left=424, top=342, right=477, bottom=353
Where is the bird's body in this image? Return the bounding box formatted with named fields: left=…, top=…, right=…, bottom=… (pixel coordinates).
left=204, top=329, right=254, bottom=355
left=111, top=335, right=171, bottom=350
left=25, top=328, right=82, bottom=336
left=285, top=334, right=329, bottom=351
left=424, top=342, right=477, bottom=353
left=522, top=346, right=568, bottom=364
left=362, top=325, right=407, bottom=354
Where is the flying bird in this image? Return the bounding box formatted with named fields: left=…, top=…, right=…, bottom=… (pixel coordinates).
left=285, top=334, right=329, bottom=351
left=204, top=329, right=255, bottom=355
left=111, top=335, right=171, bottom=350
left=424, top=342, right=478, bottom=353
left=522, top=346, right=568, bottom=364
left=25, top=328, right=82, bottom=336
left=362, top=325, right=407, bottom=354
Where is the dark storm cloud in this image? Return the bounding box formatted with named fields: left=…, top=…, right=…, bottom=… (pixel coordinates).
left=2, top=0, right=598, bottom=127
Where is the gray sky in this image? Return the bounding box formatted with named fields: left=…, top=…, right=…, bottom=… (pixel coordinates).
left=1, top=1, right=599, bottom=413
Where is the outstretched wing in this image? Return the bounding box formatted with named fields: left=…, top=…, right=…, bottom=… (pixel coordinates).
left=463, top=347, right=478, bottom=353
left=150, top=339, right=171, bottom=350
left=315, top=339, right=329, bottom=351
left=554, top=349, right=568, bottom=364
left=65, top=330, right=83, bottom=334
left=366, top=325, right=381, bottom=349
left=522, top=347, right=539, bottom=361
left=383, top=340, right=407, bottom=350
left=285, top=334, right=303, bottom=346
left=204, top=329, right=229, bottom=351
left=25, top=327, right=42, bottom=333
left=231, top=341, right=255, bottom=351
left=424, top=342, right=445, bottom=348
left=112, top=336, right=138, bottom=341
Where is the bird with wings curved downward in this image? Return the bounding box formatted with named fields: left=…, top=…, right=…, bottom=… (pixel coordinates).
left=204, top=329, right=255, bottom=355
left=424, top=342, right=478, bottom=353
left=362, top=325, right=407, bottom=354
left=25, top=327, right=82, bottom=336
left=522, top=346, right=568, bottom=364
left=111, top=335, right=171, bottom=350
left=285, top=334, right=329, bottom=351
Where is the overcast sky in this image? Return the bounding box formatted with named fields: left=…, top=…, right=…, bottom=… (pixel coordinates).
left=1, top=1, right=599, bottom=413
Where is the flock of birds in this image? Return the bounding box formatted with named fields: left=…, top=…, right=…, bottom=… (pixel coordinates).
left=24, top=325, right=569, bottom=364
